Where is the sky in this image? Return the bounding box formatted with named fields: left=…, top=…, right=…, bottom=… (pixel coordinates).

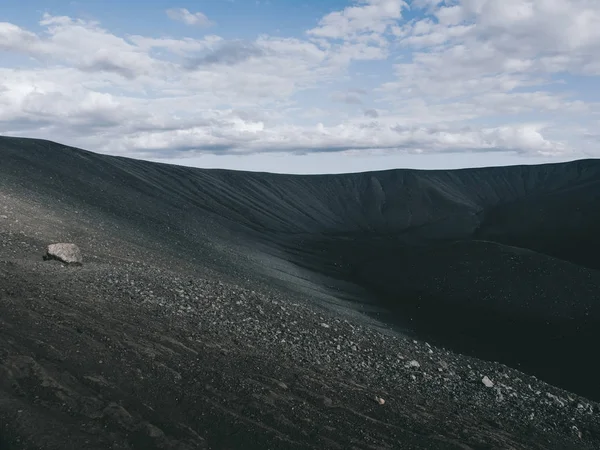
left=1, top=0, right=599, bottom=174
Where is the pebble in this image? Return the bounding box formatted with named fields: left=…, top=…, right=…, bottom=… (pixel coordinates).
left=482, top=376, right=494, bottom=388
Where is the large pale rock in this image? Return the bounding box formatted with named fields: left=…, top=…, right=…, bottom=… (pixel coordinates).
left=44, top=243, right=83, bottom=265
left=482, top=376, right=494, bottom=388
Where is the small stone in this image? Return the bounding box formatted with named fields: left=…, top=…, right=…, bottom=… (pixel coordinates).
left=407, top=360, right=420, bottom=369
left=375, top=396, right=385, bottom=405
left=547, top=392, right=566, bottom=407
left=495, top=387, right=504, bottom=402
left=482, top=376, right=494, bottom=388
left=577, top=403, right=593, bottom=414
left=145, top=423, right=165, bottom=439
left=320, top=323, right=330, bottom=328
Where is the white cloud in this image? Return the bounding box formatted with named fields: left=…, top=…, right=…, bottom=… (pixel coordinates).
left=0, top=22, right=38, bottom=52
left=0, top=2, right=599, bottom=170
left=0, top=15, right=162, bottom=79
left=392, top=0, right=600, bottom=94
left=375, top=0, right=600, bottom=160
left=308, top=0, right=407, bottom=40
left=103, top=120, right=570, bottom=158
left=166, top=8, right=213, bottom=27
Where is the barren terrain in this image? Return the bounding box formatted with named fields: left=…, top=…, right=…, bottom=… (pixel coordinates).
left=1, top=136, right=600, bottom=449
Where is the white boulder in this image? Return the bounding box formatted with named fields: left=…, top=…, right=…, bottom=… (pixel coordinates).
left=45, top=243, right=83, bottom=265
left=482, top=376, right=494, bottom=388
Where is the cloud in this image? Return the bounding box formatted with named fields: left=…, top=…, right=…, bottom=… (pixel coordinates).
left=104, top=120, right=570, bottom=158
left=307, top=0, right=407, bottom=40
left=0, top=22, right=39, bottom=52
left=373, top=0, right=600, bottom=159
left=0, top=2, right=598, bottom=167
left=331, top=90, right=365, bottom=105
left=390, top=0, right=600, bottom=99
left=185, top=41, right=267, bottom=68
left=0, top=15, right=161, bottom=79
left=129, top=35, right=223, bottom=55
left=166, top=8, right=213, bottom=27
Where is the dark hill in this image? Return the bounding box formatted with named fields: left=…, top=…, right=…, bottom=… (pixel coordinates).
left=3, top=136, right=600, bottom=393
left=2, top=136, right=600, bottom=448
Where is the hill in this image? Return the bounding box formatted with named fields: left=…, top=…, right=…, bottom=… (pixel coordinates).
left=1, top=136, right=600, bottom=448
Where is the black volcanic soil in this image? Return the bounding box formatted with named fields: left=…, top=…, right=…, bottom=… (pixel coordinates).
left=2, top=136, right=600, bottom=448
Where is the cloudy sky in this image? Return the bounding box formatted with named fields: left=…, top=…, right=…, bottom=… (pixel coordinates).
left=1, top=0, right=599, bottom=173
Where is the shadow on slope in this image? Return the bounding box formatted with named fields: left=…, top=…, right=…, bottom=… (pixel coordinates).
left=475, top=174, right=600, bottom=270
left=340, top=239, right=600, bottom=400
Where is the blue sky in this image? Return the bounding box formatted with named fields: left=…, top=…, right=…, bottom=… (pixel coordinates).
left=1, top=0, right=599, bottom=173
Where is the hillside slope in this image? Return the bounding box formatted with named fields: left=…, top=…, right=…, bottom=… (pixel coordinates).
left=2, top=137, right=600, bottom=397
left=3, top=136, right=600, bottom=448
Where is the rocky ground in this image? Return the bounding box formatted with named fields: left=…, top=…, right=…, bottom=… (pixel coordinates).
left=1, top=232, right=600, bottom=449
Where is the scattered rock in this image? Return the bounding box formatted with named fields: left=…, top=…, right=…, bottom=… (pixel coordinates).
left=547, top=392, right=566, bottom=407
left=495, top=387, right=505, bottom=402
left=577, top=402, right=594, bottom=414
left=44, top=243, right=83, bottom=265
left=145, top=423, right=166, bottom=440
left=102, top=403, right=136, bottom=431
left=407, top=360, right=420, bottom=369
left=482, top=376, right=494, bottom=388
